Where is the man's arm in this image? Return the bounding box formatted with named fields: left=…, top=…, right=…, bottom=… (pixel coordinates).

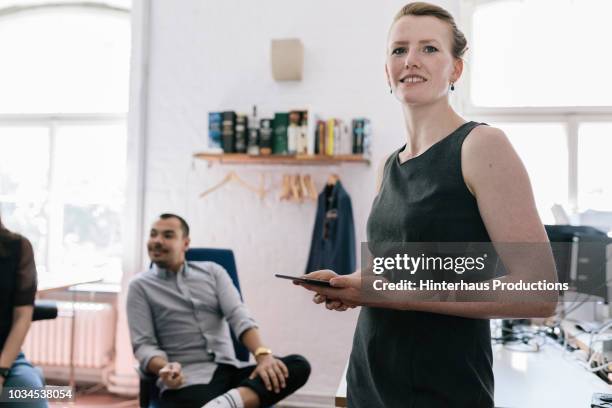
left=213, top=264, right=258, bottom=339
left=240, top=324, right=289, bottom=394
left=145, top=356, right=167, bottom=376
left=213, top=265, right=291, bottom=393
left=240, top=327, right=265, bottom=358
left=126, top=280, right=169, bottom=374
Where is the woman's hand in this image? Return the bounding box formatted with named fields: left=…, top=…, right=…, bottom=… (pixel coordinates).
left=249, top=355, right=289, bottom=394
left=298, top=270, right=363, bottom=309
left=298, top=270, right=352, bottom=311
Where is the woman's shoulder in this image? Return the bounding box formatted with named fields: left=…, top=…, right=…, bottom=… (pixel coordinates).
left=468, top=123, right=509, bottom=142
left=463, top=124, right=514, bottom=162
left=461, top=123, right=527, bottom=194
left=0, top=228, right=27, bottom=258
left=0, top=227, right=23, bottom=243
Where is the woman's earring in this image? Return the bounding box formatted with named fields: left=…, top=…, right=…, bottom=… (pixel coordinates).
left=389, top=87, right=393, bottom=94
left=450, top=82, right=455, bottom=91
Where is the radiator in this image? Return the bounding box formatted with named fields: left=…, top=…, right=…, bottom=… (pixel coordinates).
left=22, top=301, right=115, bottom=369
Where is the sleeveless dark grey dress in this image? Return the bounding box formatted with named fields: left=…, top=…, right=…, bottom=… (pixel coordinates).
left=347, top=121, right=494, bottom=408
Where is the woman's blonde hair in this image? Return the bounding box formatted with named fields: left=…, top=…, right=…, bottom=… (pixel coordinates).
left=392, top=2, right=468, bottom=59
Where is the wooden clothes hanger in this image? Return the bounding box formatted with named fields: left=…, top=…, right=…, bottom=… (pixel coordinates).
left=278, top=173, right=317, bottom=202
left=291, top=174, right=303, bottom=202
left=303, top=175, right=318, bottom=200
left=299, top=175, right=309, bottom=200
left=199, top=170, right=266, bottom=199
left=279, top=174, right=292, bottom=201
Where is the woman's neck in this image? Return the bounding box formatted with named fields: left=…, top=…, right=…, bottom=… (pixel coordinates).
left=400, top=99, right=465, bottom=160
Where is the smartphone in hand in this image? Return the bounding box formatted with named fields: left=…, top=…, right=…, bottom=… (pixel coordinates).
left=275, top=274, right=333, bottom=287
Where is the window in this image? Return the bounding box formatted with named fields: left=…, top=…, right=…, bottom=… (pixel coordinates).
left=578, top=123, right=612, bottom=211
left=0, top=7, right=130, bottom=113
left=470, top=0, right=612, bottom=107
left=463, top=0, right=612, bottom=229
left=0, top=3, right=130, bottom=283
left=489, top=123, right=568, bottom=225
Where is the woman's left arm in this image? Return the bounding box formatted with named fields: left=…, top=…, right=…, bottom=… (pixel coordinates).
left=456, top=125, right=558, bottom=317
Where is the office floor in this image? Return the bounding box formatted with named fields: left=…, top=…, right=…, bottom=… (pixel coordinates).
left=49, top=392, right=137, bottom=407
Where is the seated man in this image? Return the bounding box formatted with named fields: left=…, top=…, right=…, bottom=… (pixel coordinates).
left=127, top=214, right=310, bottom=408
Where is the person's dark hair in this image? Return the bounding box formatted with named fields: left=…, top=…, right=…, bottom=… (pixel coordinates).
left=392, top=2, right=468, bottom=59
left=159, top=213, right=190, bottom=237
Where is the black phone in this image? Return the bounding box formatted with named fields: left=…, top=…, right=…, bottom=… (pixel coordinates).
left=275, top=274, right=332, bottom=287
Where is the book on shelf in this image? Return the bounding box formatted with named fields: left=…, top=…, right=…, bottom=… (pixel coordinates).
left=352, top=118, right=371, bottom=155
left=259, top=118, right=273, bottom=155
left=209, top=107, right=370, bottom=159
left=297, top=111, right=309, bottom=155
left=326, top=118, right=335, bottom=156
left=221, top=111, right=236, bottom=153
left=287, top=110, right=301, bottom=155
left=234, top=114, right=247, bottom=153
left=273, top=112, right=289, bottom=154
left=247, top=105, right=260, bottom=155
left=208, top=112, right=223, bottom=151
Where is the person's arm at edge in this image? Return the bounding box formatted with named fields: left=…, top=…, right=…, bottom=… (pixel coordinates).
left=0, top=306, right=33, bottom=369
left=1, top=237, right=36, bottom=371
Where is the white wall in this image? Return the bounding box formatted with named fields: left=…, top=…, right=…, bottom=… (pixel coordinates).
left=140, top=0, right=458, bottom=399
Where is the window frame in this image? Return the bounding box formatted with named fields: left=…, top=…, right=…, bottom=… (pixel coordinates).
left=459, top=0, right=612, bottom=215
left=0, top=1, right=130, bottom=282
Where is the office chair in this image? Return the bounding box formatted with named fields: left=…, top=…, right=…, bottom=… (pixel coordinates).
left=139, top=248, right=253, bottom=408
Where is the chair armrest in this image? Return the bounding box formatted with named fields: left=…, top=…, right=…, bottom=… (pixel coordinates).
left=32, top=300, right=58, bottom=321
left=135, top=364, right=159, bottom=408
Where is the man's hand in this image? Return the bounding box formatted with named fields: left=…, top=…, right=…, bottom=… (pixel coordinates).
left=158, top=362, right=184, bottom=389
left=249, top=355, right=289, bottom=394
left=297, top=270, right=362, bottom=310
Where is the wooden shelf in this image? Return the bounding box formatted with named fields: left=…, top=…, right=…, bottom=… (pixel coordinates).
left=193, top=153, right=370, bottom=165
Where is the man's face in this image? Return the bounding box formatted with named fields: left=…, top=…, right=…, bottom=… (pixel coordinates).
left=147, top=218, right=190, bottom=270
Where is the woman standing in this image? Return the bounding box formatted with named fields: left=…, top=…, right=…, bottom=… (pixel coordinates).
left=0, top=216, right=47, bottom=408
left=299, top=2, right=556, bottom=407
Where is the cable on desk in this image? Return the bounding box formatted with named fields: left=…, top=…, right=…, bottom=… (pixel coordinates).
left=491, top=320, right=552, bottom=353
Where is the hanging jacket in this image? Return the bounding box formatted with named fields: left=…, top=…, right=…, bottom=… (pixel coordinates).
left=305, top=181, right=356, bottom=276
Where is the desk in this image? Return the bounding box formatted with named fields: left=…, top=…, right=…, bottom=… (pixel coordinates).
left=38, top=276, right=103, bottom=294
left=335, top=342, right=611, bottom=407
left=335, top=365, right=348, bottom=408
